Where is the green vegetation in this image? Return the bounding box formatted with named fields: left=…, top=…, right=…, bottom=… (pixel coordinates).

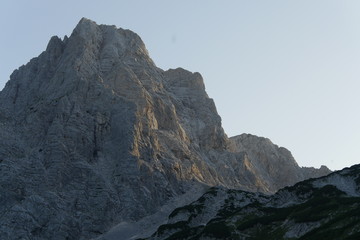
left=151, top=180, right=360, bottom=240
left=155, top=221, right=189, bottom=236
left=202, top=221, right=232, bottom=238
left=204, top=187, right=218, bottom=196
left=283, top=180, right=314, bottom=195
left=169, top=203, right=204, bottom=218
left=164, top=226, right=204, bottom=240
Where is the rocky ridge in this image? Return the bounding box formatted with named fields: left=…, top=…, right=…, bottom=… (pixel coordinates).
left=0, top=18, right=330, bottom=240
left=148, top=164, right=360, bottom=240
left=230, top=134, right=331, bottom=192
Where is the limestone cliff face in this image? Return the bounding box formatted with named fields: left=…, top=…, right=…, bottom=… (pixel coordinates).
left=0, top=18, right=330, bottom=240
left=230, top=134, right=331, bottom=192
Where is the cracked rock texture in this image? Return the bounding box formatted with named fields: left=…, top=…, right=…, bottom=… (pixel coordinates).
left=0, top=18, right=330, bottom=240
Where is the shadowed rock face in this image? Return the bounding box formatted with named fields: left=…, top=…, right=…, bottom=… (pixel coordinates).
left=0, top=18, right=330, bottom=239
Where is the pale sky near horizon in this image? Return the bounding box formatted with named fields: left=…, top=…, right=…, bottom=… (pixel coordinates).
left=1, top=1, right=359, bottom=171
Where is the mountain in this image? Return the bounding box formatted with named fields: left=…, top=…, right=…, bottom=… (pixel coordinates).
left=230, top=134, right=331, bottom=192
left=0, top=18, right=330, bottom=240
left=147, top=164, right=360, bottom=240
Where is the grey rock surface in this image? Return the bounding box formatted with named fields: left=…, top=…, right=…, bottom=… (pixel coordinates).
left=230, top=134, right=331, bottom=192
left=0, top=18, right=330, bottom=240
left=148, top=164, right=359, bottom=240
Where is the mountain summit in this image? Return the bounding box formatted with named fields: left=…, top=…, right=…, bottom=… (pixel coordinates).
left=0, top=18, right=330, bottom=239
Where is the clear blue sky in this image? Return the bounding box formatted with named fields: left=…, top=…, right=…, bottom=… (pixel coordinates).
left=1, top=1, right=359, bottom=170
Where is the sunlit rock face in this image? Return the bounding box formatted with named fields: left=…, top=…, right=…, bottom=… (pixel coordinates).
left=0, top=18, right=330, bottom=239
left=230, top=134, right=331, bottom=192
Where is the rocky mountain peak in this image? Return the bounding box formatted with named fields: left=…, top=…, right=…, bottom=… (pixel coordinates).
left=70, top=17, right=153, bottom=68
left=229, top=133, right=331, bottom=192
left=0, top=19, right=331, bottom=240
left=73, top=17, right=100, bottom=37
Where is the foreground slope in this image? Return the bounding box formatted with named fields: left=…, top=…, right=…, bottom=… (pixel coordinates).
left=148, top=164, right=360, bottom=240
left=0, top=18, right=329, bottom=239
